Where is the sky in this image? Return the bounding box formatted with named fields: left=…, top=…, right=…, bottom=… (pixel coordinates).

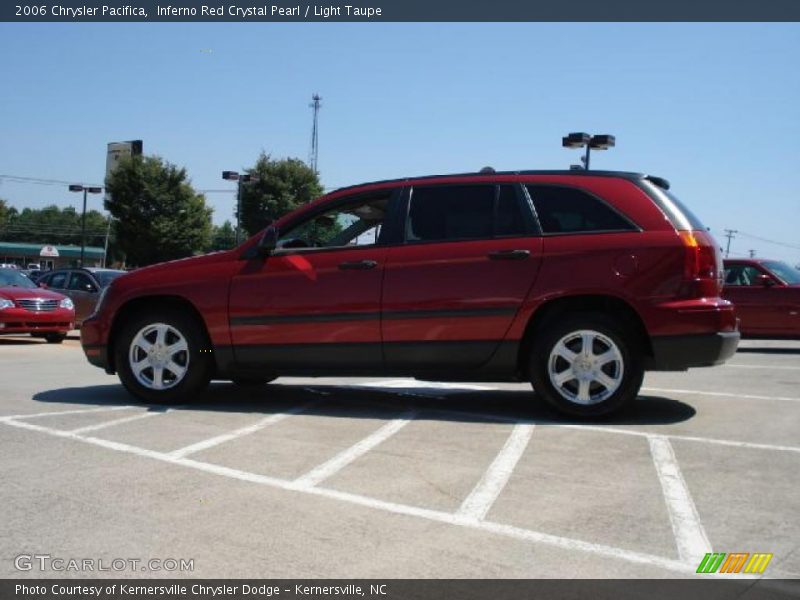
left=0, top=22, right=799, bottom=264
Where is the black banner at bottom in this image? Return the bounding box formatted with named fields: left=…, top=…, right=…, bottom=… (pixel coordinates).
left=3, top=579, right=800, bottom=600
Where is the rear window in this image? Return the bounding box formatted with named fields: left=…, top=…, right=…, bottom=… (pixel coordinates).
left=525, top=185, right=636, bottom=234
left=640, top=180, right=706, bottom=231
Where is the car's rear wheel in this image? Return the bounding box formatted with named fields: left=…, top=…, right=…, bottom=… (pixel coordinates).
left=115, top=310, right=212, bottom=404
left=44, top=333, right=66, bottom=344
left=529, top=313, right=644, bottom=418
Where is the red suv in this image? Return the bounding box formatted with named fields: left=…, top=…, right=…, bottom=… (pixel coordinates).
left=81, top=170, right=738, bottom=416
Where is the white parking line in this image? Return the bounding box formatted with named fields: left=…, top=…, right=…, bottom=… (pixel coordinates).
left=648, top=435, right=711, bottom=564
left=642, top=387, right=800, bottom=403
left=294, top=410, right=417, bottom=489
left=725, top=364, right=800, bottom=371
left=167, top=402, right=317, bottom=459
left=0, top=415, right=702, bottom=576
left=68, top=411, right=162, bottom=434
left=0, top=405, right=133, bottom=422
left=457, top=424, right=535, bottom=521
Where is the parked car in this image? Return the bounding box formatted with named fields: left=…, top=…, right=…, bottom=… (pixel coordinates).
left=0, top=268, right=75, bottom=343
left=23, top=269, right=46, bottom=282
left=81, top=169, right=738, bottom=417
left=723, top=258, right=800, bottom=338
left=37, top=268, right=125, bottom=325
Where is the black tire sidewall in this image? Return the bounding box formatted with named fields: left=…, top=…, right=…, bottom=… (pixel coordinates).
left=530, top=313, right=644, bottom=418
left=115, top=310, right=211, bottom=404
left=45, top=333, right=66, bottom=344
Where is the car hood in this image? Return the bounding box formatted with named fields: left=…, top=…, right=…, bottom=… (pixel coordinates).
left=0, top=286, right=66, bottom=301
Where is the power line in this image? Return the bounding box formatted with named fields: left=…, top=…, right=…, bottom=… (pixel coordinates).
left=736, top=230, right=800, bottom=251
left=0, top=174, right=104, bottom=188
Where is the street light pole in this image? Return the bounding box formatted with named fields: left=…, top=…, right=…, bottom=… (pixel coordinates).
left=236, top=179, right=243, bottom=244
left=80, top=187, right=87, bottom=266
left=223, top=171, right=259, bottom=246
left=562, top=133, right=615, bottom=170
left=69, top=184, right=103, bottom=267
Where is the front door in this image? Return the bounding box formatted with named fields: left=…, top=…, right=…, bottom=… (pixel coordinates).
left=229, top=189, right=399, bottom=371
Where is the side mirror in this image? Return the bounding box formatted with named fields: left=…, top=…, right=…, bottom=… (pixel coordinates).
left=257, top=225, right=279, bottom=257
left=756, top=274, right=776, bottom=287
left=38, top=282, right=48, bottom=289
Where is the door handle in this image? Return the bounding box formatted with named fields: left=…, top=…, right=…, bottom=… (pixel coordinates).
left=338, top=259, right=378, bottom=270
left=487, top=249, right=530, bottom=261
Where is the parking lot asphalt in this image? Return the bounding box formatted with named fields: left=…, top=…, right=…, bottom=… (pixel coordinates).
left=1, top=333, right=799, bottom=579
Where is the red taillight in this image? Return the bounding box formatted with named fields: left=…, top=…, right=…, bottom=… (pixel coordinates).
left=678, top=230, right=723, bottom=297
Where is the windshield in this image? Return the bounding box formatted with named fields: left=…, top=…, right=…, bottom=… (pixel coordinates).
left=93, top=271, right=125, bottom=287
left=763, top=261, right=800, bottom=285
left=0, top=269, right=38, bottom=289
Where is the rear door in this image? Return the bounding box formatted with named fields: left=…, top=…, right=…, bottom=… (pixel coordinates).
left=381, top=183, right=542, bottom=369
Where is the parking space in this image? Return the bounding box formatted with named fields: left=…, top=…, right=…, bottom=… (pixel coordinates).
left=1, top=335, right=799, bottom=579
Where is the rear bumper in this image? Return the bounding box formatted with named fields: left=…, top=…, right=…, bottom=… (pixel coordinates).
left=649, top=331, right=740, bottom=371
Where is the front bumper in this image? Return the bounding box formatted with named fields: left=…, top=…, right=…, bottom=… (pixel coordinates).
left=0, top=307, right=74, bottom=335
left=649, top=331, right=740, bottom=371
left=80, top=315, right=113, bottom=372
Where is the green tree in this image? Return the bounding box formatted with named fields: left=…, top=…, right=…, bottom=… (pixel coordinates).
left=211, top=220, right=237, bottom=251
left=105, top=155, right=213, bottom=267
left=0, top=198, right=11, bottom=228
left=0, top=203, right=109, bottom=248
left=239, top=153, right=323, bottom=237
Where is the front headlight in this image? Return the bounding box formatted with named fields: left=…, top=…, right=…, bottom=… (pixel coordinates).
left=60, top=297, right=75, bottom=310
left=0, top=298, right=14, bottom=310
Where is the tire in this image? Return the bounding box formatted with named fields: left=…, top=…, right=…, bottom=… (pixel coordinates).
left=231, top=377, right=277, bottom=386
left=529, top=312, right=644, bottom=418
left=115, top=309, right=212, bottom=404
left=44, top=333, right=66, bottom=344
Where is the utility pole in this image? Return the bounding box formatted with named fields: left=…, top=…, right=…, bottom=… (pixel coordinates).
left=723, top=229, right=737, bottom=258
left=749, top=249, right=756, bottom=258
left=309, top=93, right=322, bottom=174
left=103, top=216, right=112, bottom=268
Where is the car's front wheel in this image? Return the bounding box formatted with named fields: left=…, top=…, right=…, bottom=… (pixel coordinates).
left=44, top=333, right=67, bottom=344
left=115, top=310, right=212, bottom=404
left=529, top=313, right=644, bottom=418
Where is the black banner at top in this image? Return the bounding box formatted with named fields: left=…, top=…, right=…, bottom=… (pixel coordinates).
left=3, top=0, right=800, bottom=22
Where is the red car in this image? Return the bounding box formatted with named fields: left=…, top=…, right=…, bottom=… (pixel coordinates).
left=723, top=258, right=800, bottom=338
left=81, top=170, right=738, bottom=417
left=0, top=268, right=75, bottom=343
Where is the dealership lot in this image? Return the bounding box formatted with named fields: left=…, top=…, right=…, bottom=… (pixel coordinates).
left=1, top=335, right=798, bottom=579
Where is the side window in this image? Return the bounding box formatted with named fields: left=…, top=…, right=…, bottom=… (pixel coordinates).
left=496, top=185, right=527, bottom=237
left=407, top=185, right=494, bottom=242
left=725, top=265, right=764, bottom=286
left=68, top=272, right=97, bottom=292
left=406, top=184, right=529, bottom=242
left=48, top=272, right=67, bottom=289
left=526, top=185, right=636, bottom=234
left=278, top=192, right=391, bottom=250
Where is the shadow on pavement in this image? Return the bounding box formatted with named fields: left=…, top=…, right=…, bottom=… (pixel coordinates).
left=737, top=346, right=800, bottom=355
left=32, top=381, right=696, bottom=426
left=0, top=337, right=44, bottom=345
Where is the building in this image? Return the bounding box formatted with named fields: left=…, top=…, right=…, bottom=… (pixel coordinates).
left=0, top=242, right=106, bottom=269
